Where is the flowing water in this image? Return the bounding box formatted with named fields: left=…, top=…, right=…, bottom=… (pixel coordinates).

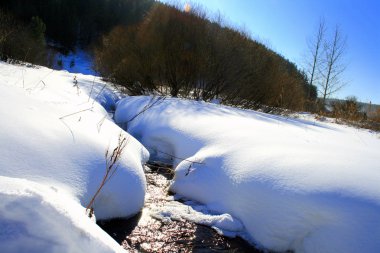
left=98, top=162, right=262, bottom=253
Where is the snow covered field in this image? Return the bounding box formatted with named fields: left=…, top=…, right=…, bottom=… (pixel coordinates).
left=0, top=62, right=148, bottom=252
left=1, top=61, right=380, bottom=253
left=115, top=96, right=380, bottom=253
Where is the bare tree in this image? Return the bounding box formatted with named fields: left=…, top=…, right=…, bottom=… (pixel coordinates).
left=320, top=26, right=347, bottom=106
left=305, top=18, right=326, bottom=99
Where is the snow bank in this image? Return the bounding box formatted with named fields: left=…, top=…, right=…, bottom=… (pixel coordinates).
left=115, top=96, right=380, bottom=253
left=0, top=176, right=124, bottom=253
left=0, top=62, right=149, bottom=251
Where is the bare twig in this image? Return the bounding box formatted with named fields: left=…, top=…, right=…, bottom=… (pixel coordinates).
left=123, top=96, right=166, bottom=130
left=27, top=69, right=54, bottom=91
left=73, top=75, right=80, bottom=96
left=59, top=107, right=93, bottom=120
left=149, top=147, right=204, bottom=165
left=88, top=76, right=96, bottom=102
left=59, top=118, right=75, bottom=142
left=97, top=114, right=108, bottom=133
left=92, top=83, right=107, bottom=106
left=86, top=133, right=129, bottom=216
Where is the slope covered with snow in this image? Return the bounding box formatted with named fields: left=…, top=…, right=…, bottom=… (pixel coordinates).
left=0, top=62, right=149, bottom=252
left=115, top=96, right=380, bottom=253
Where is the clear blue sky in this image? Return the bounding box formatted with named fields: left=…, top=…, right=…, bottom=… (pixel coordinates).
left=160, top=0, right=380, bottom=104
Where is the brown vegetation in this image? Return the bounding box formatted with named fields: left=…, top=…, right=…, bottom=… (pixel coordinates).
left=0, top=10, right=49, bottom=65
left=331, top=96, right=364, bottom=121
left=318, top=97, right=380, bottom=132
left=95, top=3, right=313, bottom=111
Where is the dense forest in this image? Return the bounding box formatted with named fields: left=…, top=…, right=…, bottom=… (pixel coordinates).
left=0, top=9, right=48, bottom=65
left=0, top=0, right=317, bottom=111
left=0, top=0, right=153, bottom=49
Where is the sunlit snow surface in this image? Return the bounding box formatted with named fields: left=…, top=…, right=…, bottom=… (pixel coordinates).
left=0, top=62, right=148, bottom=252
left=115, top=96, right=380, bottom=253
left=0, top=176, right=125, bottom=253
left=2, top=60, right=380, bottom=253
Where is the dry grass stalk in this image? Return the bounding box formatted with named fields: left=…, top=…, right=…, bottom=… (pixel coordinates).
left=96, top=114, right=107, bottom=133
left=88, top=76, right=96, bottom=102
left=86, top=133, right=129, bottom=216
left=59, top=107, right=94, bottom=120
left=149, top=147, right=204, bottom=165
left=125, top=96, right=166, bottom=127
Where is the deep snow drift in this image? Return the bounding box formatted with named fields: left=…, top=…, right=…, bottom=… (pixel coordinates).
left=0, top=176, right=124, bottom=253
left=115, top=96, right=380, bottom=253
left=0, top=62, right=148, bottom=252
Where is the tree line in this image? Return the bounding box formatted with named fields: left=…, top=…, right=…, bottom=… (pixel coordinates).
left=0, top=0, right=153, bottom=50
left=95, top=3, right=316, bottom=111
left=0, top=10, right=48, bottom=65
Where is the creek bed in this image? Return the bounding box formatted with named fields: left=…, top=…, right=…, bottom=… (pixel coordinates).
left=98, top=163, right=262, bottom=253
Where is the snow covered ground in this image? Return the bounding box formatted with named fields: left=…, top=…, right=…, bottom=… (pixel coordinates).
left=1, top=61, right=380, bottom=253
left=0, top=62, right=148, bottom=252
left=53, top=48, right=97, bottom=76
left=0, top=176, right=125, bottom=253
left=115, top=96, right=380, bottom=253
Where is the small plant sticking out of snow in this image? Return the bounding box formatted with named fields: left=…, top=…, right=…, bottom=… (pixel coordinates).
left=121, top=96, right=166, bottom=130
left=185, top=163, right=192, bottom=176
left=73, top=75, right=80, bottom=95
left=86, top=133, right=129, bottom=217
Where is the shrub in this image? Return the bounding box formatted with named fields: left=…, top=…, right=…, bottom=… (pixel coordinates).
left=331, top=96, right=365, bottom=121
left=95, top=3, right=310, bottom=111
left=0, top=10, right=49, bottom=65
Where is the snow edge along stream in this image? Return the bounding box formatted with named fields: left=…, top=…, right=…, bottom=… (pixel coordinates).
left=114, top=95, right=380, bottom=253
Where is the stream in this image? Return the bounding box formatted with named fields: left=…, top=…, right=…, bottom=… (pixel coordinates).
left=98, top=162, right=262, bottom=253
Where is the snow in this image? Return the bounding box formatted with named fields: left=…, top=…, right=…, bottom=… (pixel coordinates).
left=0, top=62, right=149, bottom=252
left=115, top=96, right=380, bottom=253
left=53, top=49, right=97, bottom=75
left=151, top=196, right=244, bottom=237
left=0, top=176, right=124, bottom=253
left=2, top=59, right=380, bottom=253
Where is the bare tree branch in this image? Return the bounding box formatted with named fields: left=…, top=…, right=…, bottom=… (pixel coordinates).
left=319, top=25, right=347, bottom=106
left=305, top=18, right=326, bottom=99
